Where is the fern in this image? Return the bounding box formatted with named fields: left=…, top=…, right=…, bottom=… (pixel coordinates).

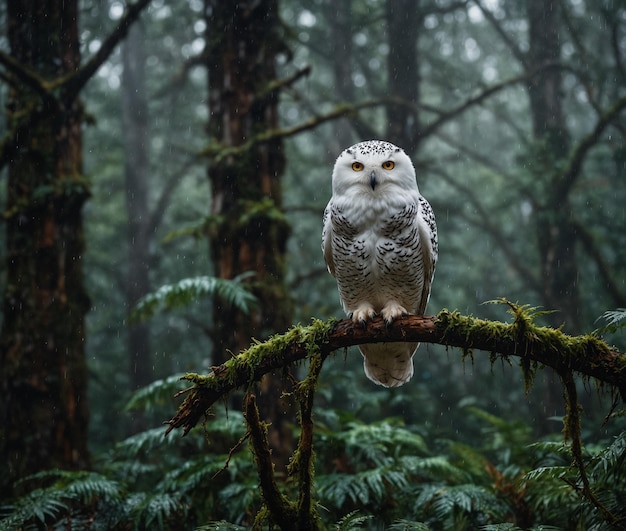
left=112, top=426, right=193, bottom=459
left=0, top=470, right=124, bottom=531
left=196, top=522, right=248, bottom=531
left=412, top=483, right=509, bottom=528
left=0, top=494, right=67, bottom=530
left=594, top=308, right=626, bottom=335
left=125, top=373, right=188, bottom=412
left=387, top=519, right=429, bottom=530
left=334, top=510, right=374, bottom=530
left=134, top=492, right=186, bottom=528
left=589, top=431, right=626, bottom=476
left=398, top=455, right=470, bottom=484
left=131, top=273, right=257, bottom=322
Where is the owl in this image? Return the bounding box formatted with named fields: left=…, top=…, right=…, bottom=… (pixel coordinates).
left=322, top=140, right=438, bottom=387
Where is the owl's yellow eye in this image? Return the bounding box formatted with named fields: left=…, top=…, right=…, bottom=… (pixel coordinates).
left=351, top=162, right=364, bottom=172
left=382, top=160, right=395, bottom=170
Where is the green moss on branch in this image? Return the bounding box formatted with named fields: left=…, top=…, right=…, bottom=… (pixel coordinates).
left=166, top=305, right=626, bottom=436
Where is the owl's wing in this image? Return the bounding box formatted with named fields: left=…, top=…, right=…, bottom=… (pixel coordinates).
left=322, top=203, right=335, bottom=276
left=415, top=196, right=438, bottom=315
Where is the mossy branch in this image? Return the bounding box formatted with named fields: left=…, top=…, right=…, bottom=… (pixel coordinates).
left=244, top=393, right=297, bottom=530
left=165, top=305, right=626, bottom=436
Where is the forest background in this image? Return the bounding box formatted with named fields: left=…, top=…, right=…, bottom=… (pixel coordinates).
left=1, top=0, right=626, bottom=529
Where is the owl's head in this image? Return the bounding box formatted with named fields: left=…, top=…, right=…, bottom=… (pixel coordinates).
left=331, top=140, right=418, bottom=196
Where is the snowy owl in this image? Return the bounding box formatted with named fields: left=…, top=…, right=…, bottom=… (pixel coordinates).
left=322, top=140, right=438, bottom=387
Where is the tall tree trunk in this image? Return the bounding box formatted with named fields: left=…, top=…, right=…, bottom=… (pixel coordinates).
left=0, top=0, right=90, bottom=496
left=525, top=0, right=577, bottom=432
left=526, top=0, right=579, bottom=332
left=385, top=0, right=420, bottom=153
left=326, top=0, right=355, bottom=152
left=204, top=0, right=293, bottom=456
left=122, top=22, right=153, bottom=417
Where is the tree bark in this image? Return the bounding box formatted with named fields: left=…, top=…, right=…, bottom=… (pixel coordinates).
left=0, top=0, right=90, bottom=496
left=203, top=0, right=293, bottom=459
left=385, top=0, right=421, bottom=153
left=525, top=0, right=578, bottom=431
left=326, top=0, right=355, bottom=152
left=122, top=22, right=153, bottom=407
left=526, top=0, right=579, bottom=331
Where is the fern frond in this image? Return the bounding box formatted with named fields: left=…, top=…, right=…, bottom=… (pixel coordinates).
left=334, top=510, right=374, bottom=530
left=594, top=308, right=626, bottom=335
left=196, top=522, right=248, bottom=531
left=131, top=492, right=186, bottom=528
left=589, top=431, right=626, bottom=476
left=1, top=470, right=122, bottom=530
left=481, top=525, right=523, bottom=531
left=399, top=455, right=470, bottom=484
left=522, top=465, right=571, bottom=483
left=0, top=493, right=67, bottom=530
left=131, top=273, right=257, bottom=322
left=387, top=520, right=429, bottom=530
left=113, top=426, right=191, bottom=458
left=125, top=373, right=188, bottom=411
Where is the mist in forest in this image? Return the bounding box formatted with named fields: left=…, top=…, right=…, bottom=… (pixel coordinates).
left=1, top=1, right=625, bottom=528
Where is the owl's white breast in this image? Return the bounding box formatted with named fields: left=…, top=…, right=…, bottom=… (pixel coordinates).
left=328, top=187, right=426, bottom=313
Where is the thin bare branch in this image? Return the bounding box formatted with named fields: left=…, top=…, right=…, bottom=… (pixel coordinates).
left=557, top=94, right=626, bottom=198
left=474, top=0, right=528, bottom=67
left=572, top=220, right=626, bottom=308
left=428, top=166, right=541, bottom=293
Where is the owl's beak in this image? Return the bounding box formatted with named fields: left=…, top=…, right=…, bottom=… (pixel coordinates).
left=369, top=171, right=377, bottom=190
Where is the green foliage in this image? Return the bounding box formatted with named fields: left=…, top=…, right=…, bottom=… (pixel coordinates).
left=595, top=308, right=626, bottom=336
left=0, top=470, right=123, bottom=530
left=131, top=274, right=257, bottom=323
left=334, top=511, right=374, bottom=530
left=3, top=0, right=625, bottom=528
left=2, top=383, right=625, bottom=530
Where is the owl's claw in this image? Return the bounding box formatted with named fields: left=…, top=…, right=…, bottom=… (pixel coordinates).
left=381, top=302, right=409, bottom=325
left=351, top=305, right=376, bottom=327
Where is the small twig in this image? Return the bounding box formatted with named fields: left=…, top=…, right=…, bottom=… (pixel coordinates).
left=211, top=430, right=251, bottom=479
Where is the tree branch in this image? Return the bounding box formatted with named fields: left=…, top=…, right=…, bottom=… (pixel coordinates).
left=0, top=51, right=54, bottom=104
left=474, top=0, right=528, bottom=67
left=244, top=393, right=297, bottom=529
left=427, top=167, right=541, bottom=293
left=556, top=94, right=626, bottom=199
left=165, top=306, right=626, bottom=436
left=200, top=100, right=386, bottom=162
left=60, top=0, right=153, bottom=101
left=572, top=220, right=626, bottom=308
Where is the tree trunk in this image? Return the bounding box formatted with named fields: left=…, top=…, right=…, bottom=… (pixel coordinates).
left=525, top=0, right=577, bottom=432
left=526, top=0, right=579, bottom=332
left=326, top=0, right=355, bottom=152
left=0, top=0, right=90, bottom=496
left=385, top=0, right=421, bottom=153
left=122, top=22, right=153, bottom=412
left=204, top=0, right=293, bottom=457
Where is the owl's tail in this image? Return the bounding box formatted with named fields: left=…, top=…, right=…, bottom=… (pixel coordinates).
left=359, top=342, right=419, bottom=388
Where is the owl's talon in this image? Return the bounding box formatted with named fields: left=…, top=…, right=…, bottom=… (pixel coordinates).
left=381, top=302, right=409, bottom=325
left=351, top=305, right=376, bottom=325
